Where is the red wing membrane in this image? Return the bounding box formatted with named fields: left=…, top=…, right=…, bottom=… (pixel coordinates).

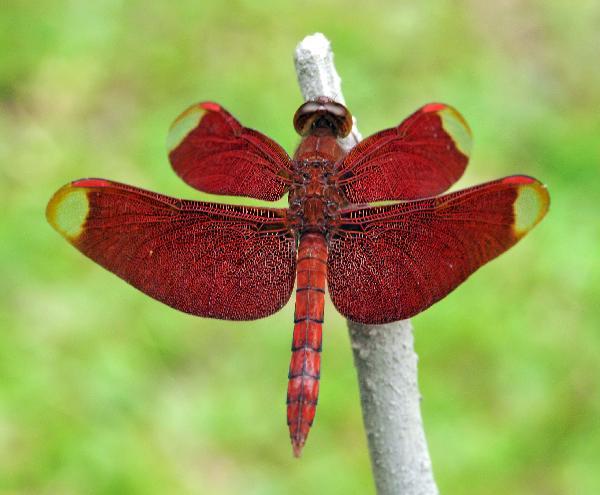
left=336, top=103, right=472, bottom=202
left=328, top=176, right=549, bottom=323
left=168, top=102, right=293, bottom=201
left=46, top=179, right=296, bottom=319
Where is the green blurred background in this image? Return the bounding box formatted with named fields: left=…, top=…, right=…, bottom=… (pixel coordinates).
left=2, top=1, right=599, bottom=493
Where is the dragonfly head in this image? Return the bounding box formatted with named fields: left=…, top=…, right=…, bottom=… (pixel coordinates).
left=293, top=97, right=352, bottom=138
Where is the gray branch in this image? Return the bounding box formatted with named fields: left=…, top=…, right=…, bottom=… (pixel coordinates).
left=294, top=33, right=439, bottom=495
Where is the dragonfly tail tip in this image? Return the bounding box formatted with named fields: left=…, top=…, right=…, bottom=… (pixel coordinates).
left=292, top=440, right=305, bottom=458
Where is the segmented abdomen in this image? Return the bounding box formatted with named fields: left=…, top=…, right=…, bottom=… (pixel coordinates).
left=287, top=232, right=327, bottom=457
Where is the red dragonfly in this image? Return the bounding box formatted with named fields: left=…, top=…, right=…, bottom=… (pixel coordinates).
left=47, top=97, right=549, bottom=456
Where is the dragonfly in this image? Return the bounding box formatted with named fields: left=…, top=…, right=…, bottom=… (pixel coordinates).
left=46, top=97, right=549, bottom=456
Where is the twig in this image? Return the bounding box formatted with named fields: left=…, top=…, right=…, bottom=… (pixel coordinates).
left=294, top=33, right=439, bottom=495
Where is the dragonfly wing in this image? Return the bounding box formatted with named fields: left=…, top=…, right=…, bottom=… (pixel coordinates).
left=337, top=103, right=471, bottom=202
left=328, top=176, right=549, bottom=323
left=168, top=102, right=293, bottom=201
left=47, top=179, right=296, bottom=319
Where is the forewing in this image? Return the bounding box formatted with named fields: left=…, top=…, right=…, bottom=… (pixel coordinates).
left=167, top=102, right=293, bottom=201
left=328, top=176, right=549, bottom=323
left=337, top=103, right=472, bottom=202
left=47, top=179, right=296, bottom=319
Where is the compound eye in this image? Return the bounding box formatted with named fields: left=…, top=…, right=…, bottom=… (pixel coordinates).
left=292, top=99, right=353, bottom=137
left=293, top=102, right=321, bottom=135
left=323, top=102, right=347, bottom=119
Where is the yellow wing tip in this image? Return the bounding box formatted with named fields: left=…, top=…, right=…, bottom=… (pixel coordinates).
left=167, top=101, right=219, bottom=155
left=438, top=105, right=473, bottom=157
left=510, top=178, right=550, bottom=237
left=46, top=183, right=90, bottom=241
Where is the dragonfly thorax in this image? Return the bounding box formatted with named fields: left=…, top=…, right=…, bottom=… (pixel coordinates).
left=287, top=159, right=346, bottom=235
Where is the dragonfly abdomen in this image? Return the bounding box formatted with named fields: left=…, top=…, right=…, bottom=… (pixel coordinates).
left=287, top=232, right=327, bottom=457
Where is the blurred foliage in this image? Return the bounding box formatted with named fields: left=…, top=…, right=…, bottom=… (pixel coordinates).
left=1, top=0, right=599, bottom=493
